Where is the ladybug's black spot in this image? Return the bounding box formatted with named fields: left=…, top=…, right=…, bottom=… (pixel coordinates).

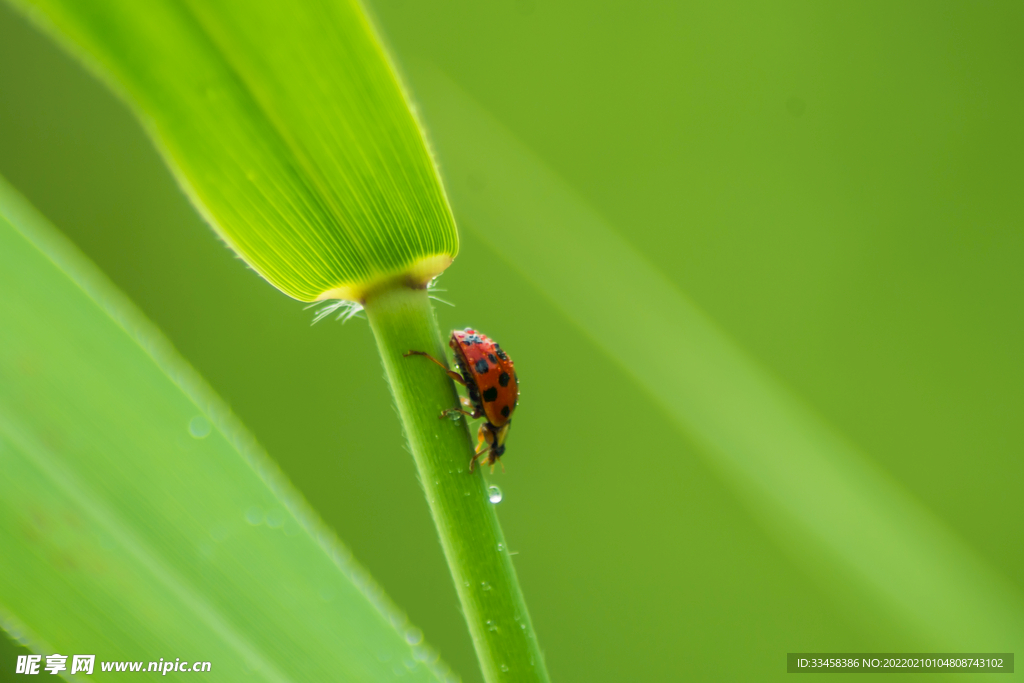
left=501, top=405, right=511, bottom=418
left=488, top=353, right=498, bottom=364
left=482, top=387, right=498, bottom=402
left=495, top=346, right=508, bottom=361
left=474, top=359, right=489, bottom=374
left=499, top=372, right=510, bottom=387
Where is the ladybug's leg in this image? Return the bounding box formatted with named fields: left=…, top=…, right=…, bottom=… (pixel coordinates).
left=469, top=445, right=497, bottom=473
left=468, top=423, right=491, bottom=473
left=441, top=395, right=486, bottom=422
left=404, top=350, right=466, bottom=386
left=440, top=396, right=485, bottom=420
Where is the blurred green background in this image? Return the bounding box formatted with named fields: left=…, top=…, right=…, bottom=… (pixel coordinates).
left=1, top=1, right=1021, bottom=680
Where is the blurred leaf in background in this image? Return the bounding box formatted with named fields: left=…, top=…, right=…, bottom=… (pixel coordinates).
left=1, top=0, right=1022, bottom=681
left=407, top=64, right=1024, bottom=650
left=0, top=176, right=452, bottom=681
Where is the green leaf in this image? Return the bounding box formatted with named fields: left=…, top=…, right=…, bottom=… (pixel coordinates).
left=7, top=0, right=457, bottom=302
left=0, top=175, right=456, bottom=682
left=408, top=65, right=1024, bottom=648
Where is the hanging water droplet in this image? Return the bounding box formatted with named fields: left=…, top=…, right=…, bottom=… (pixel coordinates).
left=404, top=627, right=423, bottom=646
left=488, top=486, right=503, bottom=504
left=189, top=415, right=212, bottom=439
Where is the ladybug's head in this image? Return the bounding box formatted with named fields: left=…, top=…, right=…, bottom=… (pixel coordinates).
left=479, top=421, right=510, bottom=458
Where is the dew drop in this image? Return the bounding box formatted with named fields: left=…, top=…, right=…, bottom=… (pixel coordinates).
left=404, top=627, right=423, bottom=646
left=486, top=620, right=498, bottom=633
left=487, top=486, right=503, bottom=504
left=188, top=416, right=212, bottom=439
left=520, top=624, right=527, bottom=630
left=244, top=506, right=263, bottom=525
left=500, top=664, right=509, bottom=672
left=497, top=543, right=504, bottom=552
left=480, top=581, right=492, bottom=591
left=266, top=509, right=285, bottom=529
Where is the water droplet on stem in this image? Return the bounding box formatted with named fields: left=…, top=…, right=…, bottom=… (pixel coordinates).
left=189, top=416, right=212, bottom=438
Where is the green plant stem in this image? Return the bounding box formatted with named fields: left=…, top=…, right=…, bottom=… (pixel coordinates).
left=364, top=285, right=550, bottom=683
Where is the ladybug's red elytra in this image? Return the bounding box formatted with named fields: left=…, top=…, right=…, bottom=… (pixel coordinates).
left=405, top=328, right=519, bottom=472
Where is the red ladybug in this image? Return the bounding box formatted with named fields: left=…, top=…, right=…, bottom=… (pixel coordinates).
left=405, top=328, right=519, bottom=471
